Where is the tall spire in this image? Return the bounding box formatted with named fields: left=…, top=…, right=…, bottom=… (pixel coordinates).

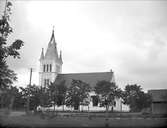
left=51, top=26, right=57, bottom=48
left=39, top=48, right=44, bottom=60
left=45, top=27, right=59, bottom=60
left=50, top=26, right=55, bottom=43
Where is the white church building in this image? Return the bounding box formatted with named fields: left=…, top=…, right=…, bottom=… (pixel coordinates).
left=39, top=29, right=129, bottom=112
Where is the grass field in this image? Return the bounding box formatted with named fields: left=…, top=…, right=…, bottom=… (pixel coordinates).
left=0, top=110, right=167, bottom=128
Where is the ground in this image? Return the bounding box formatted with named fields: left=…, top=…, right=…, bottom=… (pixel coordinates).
left=0, top=110, right=167, bottom=128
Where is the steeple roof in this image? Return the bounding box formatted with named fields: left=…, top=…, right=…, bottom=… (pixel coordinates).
left=39, top=48, right=44, bottom=60
left=45, top=28, right=59, bottom=60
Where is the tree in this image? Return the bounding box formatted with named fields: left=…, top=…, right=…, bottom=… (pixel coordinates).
left=0, top=86, right=18, bottom=109
left=0, top=0, right=24, bottom=108
left=12, top=86, right=25, bottom=110
left=122, top=84, right=152, bottom=112
left=7, top=86, right=19, bottom=110
left=55, top=80, right=67, bottom=107
left=94, top=80, right=122, bottom=112
left=66, top=79, right=91, bottom=110
left=19, top=84, right=48, bottom=112
left=48, top=80, right=67, bottom=111
left=48, top=82, right=57, bottom=111
left=2, top=86, right=25, bottom=110
left=38, top=86, right=50, bottom=108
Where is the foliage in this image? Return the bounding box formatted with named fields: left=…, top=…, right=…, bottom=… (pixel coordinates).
left=12, top=87, right=25, bottom=110
left=0, top=0, right=24, bottom=90
left=19, top=84, right=50, bottom=111
left=38, top=87, right=50, bottom=107
left=7, top=86, right=22, bottom=109
left=94, top=80, right=122, bottom=111
left=0, top=86, right=25, bottom=109
left=122, top=84, right=152, bottom=112
left=0, top=0, right=24, bottom=110
left=66, top=79, right=91, bottom=110
left=0, top=86, right=15, bottom=108
left=48, top=80, right=67, bottom=110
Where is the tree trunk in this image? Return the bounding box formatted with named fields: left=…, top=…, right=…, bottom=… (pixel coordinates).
left=9, top=96, right=15, bottom=110
left=54, top=103, right=56, bottom=112
left=105, top=105, right=109, bottom=127
left=62, top=105, right=64, bottom=111
left=88, top=105, right=90, bottom=118
left=0, top=95, right=4, bottom=108
left=111, top=106, right=113, bottom=112
left=26, top=95, right=30, bottom=114
left=105, top=105, right=109, bottom=119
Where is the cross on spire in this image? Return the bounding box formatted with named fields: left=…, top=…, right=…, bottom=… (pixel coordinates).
left=48, top=25, right=56, bottom=45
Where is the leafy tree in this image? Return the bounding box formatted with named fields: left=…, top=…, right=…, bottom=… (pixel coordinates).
left=55, top=80, right=67, bottom=107
left=48, top=80, right=67, bottom=111
left=0, top=0, right=24, bottom=108
left=94, top=80, right=122, bottom=112
left=48, top=82, right=57, bottom=111
left=38, top=86, right=50, bottom=108
left=19, top=87, right=28, bottom=110
left=19, top=85, right=49, bottom=112
left=66, top=79, right=91, bottom=110
left=12, top=86, right=25, bottom=110
left=0, top=86, right=25, bottom=110
left=0, top=86, right=14, bottom=108
left=122, top=84, right=152, bottom=112
left=7, top=86, right=19, bottom=110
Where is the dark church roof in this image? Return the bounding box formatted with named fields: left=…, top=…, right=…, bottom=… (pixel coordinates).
left=148, top=89, right=167, bottom=102
left=56, top=71, right=114, bottom=88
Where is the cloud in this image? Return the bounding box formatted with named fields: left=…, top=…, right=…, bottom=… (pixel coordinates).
left=115, top=39, right=167, bottom=91
left=3, top=1, right=167, bottom=91
left=147, top=38, right=166, bottom=60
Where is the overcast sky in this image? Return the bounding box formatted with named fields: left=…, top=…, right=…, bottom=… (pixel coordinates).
left=1, top=0, right=167, bottom=91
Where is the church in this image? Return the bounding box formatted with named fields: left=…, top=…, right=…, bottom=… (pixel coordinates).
left=39, top=28, right=129, bottom=111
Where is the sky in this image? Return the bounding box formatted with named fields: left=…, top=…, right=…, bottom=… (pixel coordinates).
left=0, top=0, right=167, bottom=91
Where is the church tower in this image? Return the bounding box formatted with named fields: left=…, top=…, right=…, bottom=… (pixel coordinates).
left=39, top=28, right=63, bottom=87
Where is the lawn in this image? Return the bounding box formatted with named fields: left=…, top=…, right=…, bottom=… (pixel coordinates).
left=0, top=110, right=167, bottom=128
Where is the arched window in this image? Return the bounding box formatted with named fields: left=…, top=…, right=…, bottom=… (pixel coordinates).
left=44, top=79, right=50, bottom=87
left=50, top=64, right=52, bottom=72
left=47, top=79, right=49, bottom=85
left=47, top=64, right=49, bottom=72
left=43, top=65, right=45, bottom=72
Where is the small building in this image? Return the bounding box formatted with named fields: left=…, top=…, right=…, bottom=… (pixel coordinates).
left=148, top=89, right=167, bottom=114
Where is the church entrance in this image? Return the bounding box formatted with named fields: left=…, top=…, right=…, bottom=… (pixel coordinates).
left=91, top=96, right=99, bottom=106
left=74, top=104, right=79, bottom=110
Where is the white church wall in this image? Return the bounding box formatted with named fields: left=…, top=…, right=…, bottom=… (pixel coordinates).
left=41, top=102, right=129, bottom=112
left=121, top=104, right=130, bottom=112
left=39, top=56, right=61, bottom=86
left=39, top=76, right=42, bottom=86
